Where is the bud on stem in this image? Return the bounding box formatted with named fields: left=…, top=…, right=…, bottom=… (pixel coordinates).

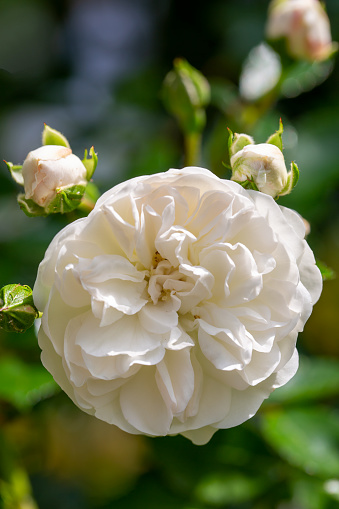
left=5, top=125, right=98, bottom=217
left=229, top=121, right=299, bottom=198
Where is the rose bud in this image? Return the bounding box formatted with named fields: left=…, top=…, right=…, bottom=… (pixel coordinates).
left=231, top=143, right=289, bottom=198
left=22, top=145, right=87, bottom=208
left=266, top=0, right=337, bottom=62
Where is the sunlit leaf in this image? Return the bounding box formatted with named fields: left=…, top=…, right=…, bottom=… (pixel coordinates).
left=195, top=472, right=267, bottom=505
left=0, top=355, right=58, bottom=410
left=260, top=408, right=339, bottom=478
left=268, top=355, right=339, bottom=403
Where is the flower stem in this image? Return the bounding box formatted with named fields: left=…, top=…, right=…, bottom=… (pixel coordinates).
left=184, top=132, right=201, bottom=166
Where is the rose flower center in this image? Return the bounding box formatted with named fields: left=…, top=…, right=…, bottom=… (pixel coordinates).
left=147, top=251, right=193, bottom=305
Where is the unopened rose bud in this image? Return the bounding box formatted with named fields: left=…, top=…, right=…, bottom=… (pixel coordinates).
left=266, top=0, right=337, bottom=62
left=6, top=125, right=98, bottom=217
left=0, top=284, right=39, bottom=333
left=231, top=143, right=288, bottom=198
left=162, top=58, right=210, bottom=134
left=22, top=145, right=87, bottom=208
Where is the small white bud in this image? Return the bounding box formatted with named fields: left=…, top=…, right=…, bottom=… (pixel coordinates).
left=22, top=145, right=87, bottom=207
left=231, top=143, right=288, bottom=198
left=266, top=0, right=336, bottom=62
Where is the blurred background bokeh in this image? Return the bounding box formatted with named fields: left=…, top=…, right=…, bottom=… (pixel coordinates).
left=1, top=0, right=339, bottom=508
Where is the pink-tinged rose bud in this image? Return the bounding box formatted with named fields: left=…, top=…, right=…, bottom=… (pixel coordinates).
left=22, top=145, right=87, bottom=207
left=231, top=143, right=288, bottom=198
left=266, top=0, right=336, bottom=62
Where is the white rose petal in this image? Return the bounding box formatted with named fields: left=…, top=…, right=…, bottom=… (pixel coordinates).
left=34, top=167, right=322, bottom=444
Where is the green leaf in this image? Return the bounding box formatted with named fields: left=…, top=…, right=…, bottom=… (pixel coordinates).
left=268, top=356, right=339, bottom=404
left=195, top=472, right=266, bottom=505
left=82, top=146, right=98, bottom=180
left=4, top=161, right=24, bottom=186
left=42, top=124, right=70, bottom=148
left=260, top=407, right=339, bottom=478
left=292, top=477, right=335, bottom=509
left=316, top=260, right=336, bottom=281
left=0, top=468, right=39, bottom=509
left=17, top=194, right=48, bottom=217
left=0, top=355, right=58, bottom=410
left=266, top=118, right=284, bottom=151
left=45, top=184, right=86, bottom=214
left=280, top=60, right=333, bottom=99
left=0, top=284, right=38, bottom=333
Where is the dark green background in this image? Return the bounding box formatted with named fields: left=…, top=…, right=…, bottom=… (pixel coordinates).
left=1, top=1, right=339, bottom=508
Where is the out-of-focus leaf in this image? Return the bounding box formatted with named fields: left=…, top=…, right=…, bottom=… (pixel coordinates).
left=0, top=468, right=39, bottom=509
left=260, top=408, right=339, bottom=478
left=0, top=355, right=58, bottom=410
left=316, top=260, right=336, bottom=281
left=292, top=477, right=336, bottom=509
left=280, top=60, right=334, bottom=98
left=268, top=356, right=339, bottom=403
left=194, top=472, right=266, bottom=505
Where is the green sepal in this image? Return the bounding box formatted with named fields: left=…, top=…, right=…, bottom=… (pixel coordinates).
left=5, top=161, right=24, bottom=186
left=0, top=284, right=39, bottom=333
left=228, top=131, right=254, bottom=158
left=17, top=185, right=87, bottom=217
left=45, top=184, right=87, bottom=214
left=227, top=128, right=234, bottom=155
left=279, top=161, right=299, bottom=196
left=17, top=194, right=48, bottom=217
left=82, top=146, right=98, bottom=180
left=266, top=118, right=284, bottom=151
left=42, top=124, right=70, bottom=148
left=232, top=179, right=259, bottom=191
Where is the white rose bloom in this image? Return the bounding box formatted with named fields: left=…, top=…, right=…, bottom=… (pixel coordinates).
left=231, top=143, right=288, bottom=198
left=34, top=167, right=322, bottom=444
left=266, top=0, right=335, bottom=62
left=22, top=145, right=87, bottom=207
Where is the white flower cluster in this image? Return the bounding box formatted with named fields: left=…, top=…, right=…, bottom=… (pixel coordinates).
left=34, top=168, right=322, bottom=444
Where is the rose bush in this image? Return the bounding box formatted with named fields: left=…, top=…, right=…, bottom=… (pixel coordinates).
left=34, top=167, right=322, bottom=444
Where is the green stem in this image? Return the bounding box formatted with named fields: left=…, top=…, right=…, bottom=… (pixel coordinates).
left=184, top=132, right=202, bottom=166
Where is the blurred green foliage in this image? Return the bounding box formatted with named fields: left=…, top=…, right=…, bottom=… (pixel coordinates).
left=1, top=0, right=339, bottom=508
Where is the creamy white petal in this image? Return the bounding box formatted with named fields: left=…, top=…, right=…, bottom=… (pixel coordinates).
left=120, top=367, right=172, bottom=435
left=156, top=348, right=195, bottom=414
